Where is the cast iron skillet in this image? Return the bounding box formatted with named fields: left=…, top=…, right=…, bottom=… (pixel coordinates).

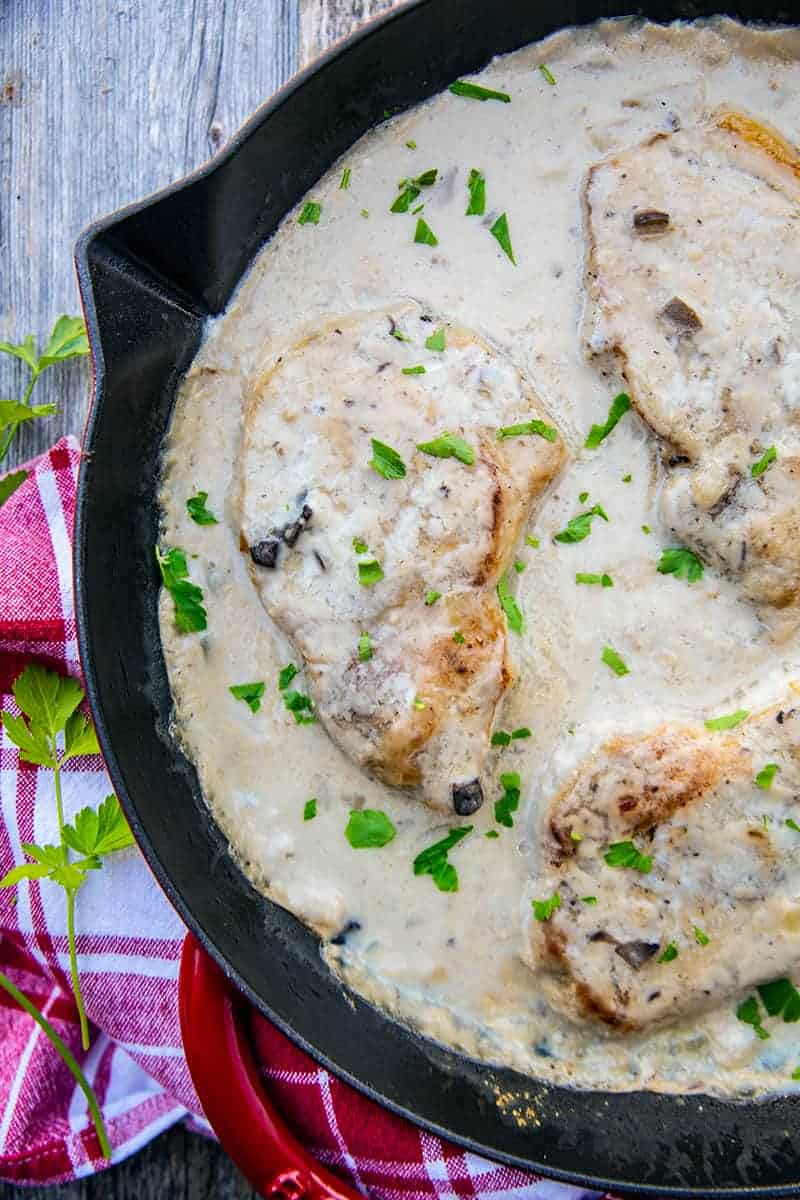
left=73, top=0, right=800, bottom=1193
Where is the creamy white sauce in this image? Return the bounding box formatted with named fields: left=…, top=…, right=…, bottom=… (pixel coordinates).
left=158, top=17, right=800, bottom=1096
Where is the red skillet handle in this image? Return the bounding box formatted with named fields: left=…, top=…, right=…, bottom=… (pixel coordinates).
left=179, top=934, right=362, bottom=1200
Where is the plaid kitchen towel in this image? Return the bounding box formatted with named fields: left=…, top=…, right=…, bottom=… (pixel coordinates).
left=0, top=436, right=604, bottom=1199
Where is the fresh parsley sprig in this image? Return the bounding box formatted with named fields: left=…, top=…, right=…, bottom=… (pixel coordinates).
left=0, top=666, right=134, bottom=1051
left=413, top=826, right=472, bottom=891
left=156, top=546, right=207, bottom=633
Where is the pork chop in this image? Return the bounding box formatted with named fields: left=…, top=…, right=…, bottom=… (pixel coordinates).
left=585, top=109, right=800, bottom=611
left=526, top=703, right=800, bottom=1031
left=239, top=304, right=566, bottom=813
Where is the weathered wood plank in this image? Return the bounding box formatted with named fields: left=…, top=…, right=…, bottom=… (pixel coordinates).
left=300, top=0, right=397, bottom=64
left=0, top=0, right=298, bottom=471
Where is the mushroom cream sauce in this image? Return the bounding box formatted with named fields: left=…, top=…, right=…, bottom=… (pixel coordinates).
left=158, top=18, right=800, bottom=1095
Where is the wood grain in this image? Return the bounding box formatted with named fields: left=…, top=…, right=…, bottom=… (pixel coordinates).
left=0, top=2, right=395, bottom=1197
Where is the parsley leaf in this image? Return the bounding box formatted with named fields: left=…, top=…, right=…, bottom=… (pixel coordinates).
left=737, top=995, right=770, bottom=1039
left=751, top=446, right=777, bottom=478
left=601, top=646, right=629, bottom=677
left=497, top=574, right=524, bottom=634
left=584, top=393, right=631, bottom=448
left=12, top=664, right=83, bottom=748
left=495, top=771, right=521, bottom=827
left=278, top=665, right=315, bottom=724
left=278, top=663, right=298, bottom=690
left=358, top=632, right=372, bottom=662
left=514, top=559, right=525, bottom=574
left=229, top=682, right=265, bottom=713
left=413, top=826, right=472, bottom=892
left=298, top=201, right=321, bottom=225
left=391, top=184, right=420, bottom=213
left=787, top=818, right=800, bottom=834
left=604, top=840, right=652, bottom=873
left=417, top=432, right=474, bottom=465
left=582, top=895, right=598, bottom=904
left=452, top=630, right=466, bottom=644
left=424, top=589, right=441, bottom=606
left=756, top=763, right=779, bottom=790
left=358, top=559, right=384, bottom=586
left=694, top=925, right=710, bottom=946
left=466, top=168, right=486, bottom=216
left=156, top=547, right=207, bottom=633
left=449, top=80, right=510, bottom=103
left=491, top=731, right=511, bottom=746
left=0, top=316, right=89, bottom=465
left=352, top=537, right=369, bottom=554
left=497, top=418, right=557, bottom=443
left=512, top=727, right=532, bottom=740
left=340, top=167, right=351, bottom=190
left=554, top=504, right=608, bottom=544
left=659, top=942, right=678, bottom=962
left=758, top=978, right=800, bottom=1023
left=370, top=438, right=407, bottom=479
left=526, top=535, right=540, bottom=548
left=304, top=798, right=317, bottom=821
left=414, top=218, right=438, bottom=246
left=345, top=809, right=396, bottom=848
left=485, top=830, right=500, bottom=839
left=62, top=796, right=134, bottom=858
left=539, top=64, right=556, bottom=85
left=532, top=892, right=561, bottom=921
left=705, top=709, right=748, bottom=732
left=658, top=547, right=704, bottom=583
left=0, top=469, right=27, bottom=509
left=425, top=328, right=446, bottom=352
left=186, top=491, right=218, bottom=525
left=402, top=365, right=426, bottom=375
left=576, top=573, right=613, bottom=587
left=490, top=213, right=515, bottom=264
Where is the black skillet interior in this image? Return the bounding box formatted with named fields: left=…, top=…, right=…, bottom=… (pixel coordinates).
left=74, top=0, right=800, bottom=1193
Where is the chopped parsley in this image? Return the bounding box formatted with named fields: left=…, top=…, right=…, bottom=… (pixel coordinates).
left=186, top=491, right=218, bottom=525
left=582, top=895, right=598, bottom=905
left=229, top=681, right=265, bottom=713
left=298, top=201, right=321, bottom=225
left=602, top=646, right=629, bottom=677
left=452, top=630, right=466, bottom=644
left=737, top=995, right=770, bottom=1039
left=358, top=632, right=372, bottom=662
left=414, top=168, right=438, bottom=187
left=497, top=418, right=557, bottom=442
left=402, top=365, right=426, bottom=376
left=491, top=731, right=511, bottom=746
left=514, top=559, right=525, bottom=574
left=705, top=709, right=748, bottom=732
left=412, top=697, right=427, bottom=711
left=345, top=809, right=397, bottom=849
left=787, top=818, right=800, bottom=833
left=413, top=826, right=473, bottom=892
left=584, top=393, right=631, bottom=449
left=526, top=535, right=540, bottom=548
left=417, top=432, right=474, bottom=465
left=622, top=473, right=632, bottom=483
left=358, top=559, right=384, bottom=587
left=694, top=925, right=710, bottom=946
left=340, top=167, right=351, bottom=190
left=792, top=1066, right=800, bottom=1080
left=576, top=573, right=613, bottom=587
left=303, top=798, right=317, bottom=821
left=497, top=574, right=524, bottom=634
left=659, top=942, right=678, bottom=963
left=391, top=170, right=437, bottom=213
left=449, top=80, right=511, bottom=103
left=495, top=771, right=521, bottom=828
left=532, top=892, right=561, bottom=921
left=490, top=213, right=515, bottom=264
left=425, top=328, right=446, bottom=352
left=278, top=663, right=298, bottom=691
left=156, top=547, right=207, bottom=633
left=751, top=445, right=777, bottom=478
left=641, top=524, right=651, bottom=535
left=485, top=830, right=500, bottom=839
left=414, top=218, right=438, bottom=246
left=352, top=537, right=369, bottom=554
left=390, top=327, right=412, bottom=342
left=755, top=763, right=780, bottom=790
left=658, top=547, right=704, bottom=583
left=411, top=203, right=424, bottom=215
left=370, top=438, right=407, bottom=479
left=539, top=64, right=556, bottom=85
left=282, top=690, right=316, bottom=725
left=406, top=139, right=417, bottom=149
left=758, top=977, right=800, bottom=1023
left=579, top=491, right=589, bottom=504
left=512, top=727, right=532, bottom=739
left=466, top=168, right=486, bottom=216
left=570, top=829, right=582, bottom=843
left=360, top=208, right=369, bottom=218
left=604, top=840, right=652, bottom=873
left=424, top=590, right=441, bottom=606
left=554, top=504, right=608, bottom=544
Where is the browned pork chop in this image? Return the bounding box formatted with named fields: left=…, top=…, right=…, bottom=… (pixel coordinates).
left=239, top=304, right=566, bottom=813
left=585, top=109, right=800, bottom=612
left=526, top=704, right=800, bottom=1031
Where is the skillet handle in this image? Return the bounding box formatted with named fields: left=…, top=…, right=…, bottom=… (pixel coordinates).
left=179, top=935, right=363, bottom=1200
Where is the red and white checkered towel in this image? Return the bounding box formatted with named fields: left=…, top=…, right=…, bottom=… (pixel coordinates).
left=0, top=437, right=602, bottom=1199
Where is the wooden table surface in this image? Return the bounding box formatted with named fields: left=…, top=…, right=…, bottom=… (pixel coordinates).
left=0, top=1, right=391, bottom=1195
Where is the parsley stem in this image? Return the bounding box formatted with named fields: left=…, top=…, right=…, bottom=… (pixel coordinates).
left=53, top=756, right=66, bottom=841
left=0, top=968, right=110, bottom=1159
left=0, top=368, right=39, bottom=463
left=66, top=886, right=90, bottom=1050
